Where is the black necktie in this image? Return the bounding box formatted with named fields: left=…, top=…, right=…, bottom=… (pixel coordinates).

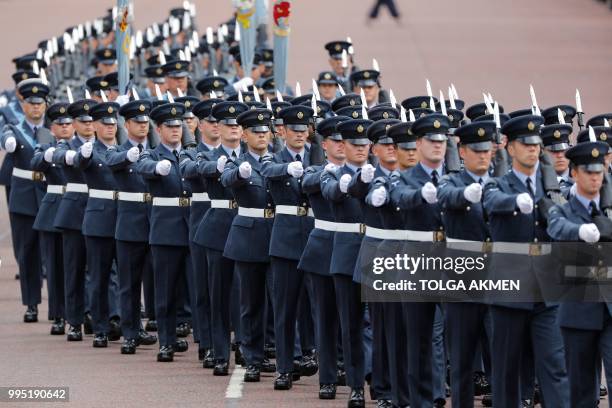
left=590, top=201, right=601, bottom=217
left=478, top=178, right=483, bottom=185
left=526, top=178, right=535, bottom=197
left=137, top=143, right=144, bottom=153
left=33, top=126, right=38, bottom=135
left=231, top=150, right=237, bottom=159
left=295, top=154, right=302, bottom=162
left=431, top=170, right=439, bottom=187
left=172, top=149, right=179, bottom=161
left=259, top=156, right=263, bottom=163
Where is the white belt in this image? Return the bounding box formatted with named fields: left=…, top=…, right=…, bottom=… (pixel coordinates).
left=238, top=207, right=275, bottom=218
left=89, top=189, right=117, bottom=200
left=152, top=197, right=191, bottom=207
left=191, top=192, right=211, bottom=203
left=275, top=205, right=314, bottom=217
left=330, top=221, right=365, bottom=234
left=12, top=167, right=44, bottom=181
left=314, top=219, right=338, bottom=232
left=491, top=242, right=551, bottom=256
left=210, top=199, right=237, bottom=209
left=65, top=183, right=89, bottom=193
left=446, top=237, right=493, bottom=253
left=46, top=184, right=65, bottom=194
left=365, top=226, right=445, bottom=242
left=117, top=192, right=151, bottom=203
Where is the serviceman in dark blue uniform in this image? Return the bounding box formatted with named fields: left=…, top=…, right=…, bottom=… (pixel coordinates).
left=74, top=101, right=120, bottom=348
left=107, top=99, right=157, bottom=354
left=136, top=102, right=191, bottom=362
left=221, top=108, right=275, bottom=383
left=388, top=113, right=450, bottom=407
left=179, top=98, right=221, bottom=368
left=192, top=101, right=247, bottom=375
left=437, top=120, right=496, bottom=408
left=300, top=115, right=349, bottom=400
left=0, top=79, right=48, bottom=323
left=547, top=139, right=612, bottom=407
left=261, top=105, right=315, bottom=391
left=482, top=114, right=569, bottom=407
left=53, top=97, right=97, bottom=341
left=31, top=102, right=72, bottom=335
left=541, top=123, right=574, bottom=196
left=321, top=117, right=374, bottom=408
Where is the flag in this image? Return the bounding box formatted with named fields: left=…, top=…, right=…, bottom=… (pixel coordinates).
left=235, top=0, right=257, bottom=75
left=115, top=0, right=132, bottom=95
left=273, top=0, right=291, bottom=94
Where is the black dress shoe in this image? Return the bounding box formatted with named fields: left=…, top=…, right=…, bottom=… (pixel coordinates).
left=203, top=349, right=215, bottom=368
left=14, top=273, right=19, bottom=280
left=121, top=339, right=137, bottom=354
left=376, top=400, right=392, bottom=408
left=93, top=333, right=108, bottom=348
left=50, top=318, right=65, bottom=335
left=299, top=353, right=318, bottom=377
left=244, top=365, right=260, bottom=382
left=137, top=330, right=157, bottom=346
left=24, top=305, right=38, bottom=323
left=481, top=393, right=493, bottom=407
left=231, top=342, right=239, bottom=351
left=145, top=320, right=157, bottom=332
left=67, top=325, right=83, bottom=341
left=235, top=347, right=245, bottom=366
left=198, top=347, right=207, bottom=361
left=108, top=318, right=122, bottom=341
left=319, top=383, right=336, bottom=400
left=157, top=345, right=174, bottom=362
left=173, top=339, right=188, bottom=353
left=261, top=358, right=276, bottom=373
left=176, top=322, right=190, bottom=338
left=434, top=398, right=446, bottom=408
left=83, top=313, right=93, bottom=335
left=213, top=361, right=229, bottom=376
left=521, top=399, right=534, bottom=408
left=264, top=343, right=276, bottom=359
left=337, top=369, right=347, bottom=386
left=274, top=373, right=292, bottom=390
left=348, top=388, right=365, bottom=408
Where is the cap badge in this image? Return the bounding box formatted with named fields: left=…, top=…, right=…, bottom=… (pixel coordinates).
left=171, top=107, right=177, bottom=116
left=83, top=104, right=90, bottom=111
left=317, top=106, right=321, bottom=113
left=245, top=95, right=252, bottom=102
left=357, top=125, right=364, bottom=133
left=257, top=113, right=264, bottom=121
left=324, top=73, right=331, bottom=80
left=448, top=114, right=454, bottom=122
left=601, top=133, right=608, bottom=141
left=276, top=107, right=281, bottom=113
left=100, top=81, right=108, bottom=87
left=334, top=44, right=341, bottom=51
left=553, top=130, right=561, bottom=138
left=433, top=120, right=441, bottom=129
left=185, top=101, right=191, bottom=107
left=139, top=104, right=146, bottom=112
left=592, top=148, right=600, bottom=158
left=32, top=86, right=38, bottom=94
left=352, top=111, right=359, bottom=118
left=527, top=121, right=535, bottom=131
left=420, top=101, right=427, bottom=109
left=297, top=111, right=304, bottom=119
left=383, top=112, right=389, bottom=119
left=104, top=50, right=112, bottom=58
left=21, top=73, right=27, bottom=80
left=213, top=80, right=219, bottom=87
left=107, top=107, right=113, bottom=114
left=363, top=71, right=370, bottom=79
left=385, top=124, right=391, bottom=131
left=175, top=63, right=182, bottom=70
left=229, top=106, right=236, bottom=113
left=59, top=107, right=66, bottom=114
left=156, top=68, right=163, bottom=75
left=349, top=99, right=356, bottom=106
left=477, top=128, right=485, bottom=137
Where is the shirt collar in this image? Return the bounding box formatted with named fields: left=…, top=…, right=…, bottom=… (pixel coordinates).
left=203, top=142, right=218, bottom=151
left=378, top=165, right=392, bottom=176
left=128, top=138, right=146, bottom=149
left=345, top=162, right=361, bottom=173
left=25, top=119, right=43, bottom=133
left=161, top=143, right=181, bottom=154
left=558, top=168, right=570, bottom=181
left=77, top=134, right=94, bottom=144
left=287, top=147, right=305, bottom=161
left=249, top=150, right=262, bottom=162
left=419, top=162, right=444, bottom=177
left=575, top=192, right=600, bottom=212
left=221, top=144, right=240, bottom=158
left=466, top=169, right=489, bottom=184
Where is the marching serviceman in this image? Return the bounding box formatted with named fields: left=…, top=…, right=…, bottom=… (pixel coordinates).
left=321, top=117, right=374, bottom=407
left=136, top=102, right=191, bottom=362
left=221, top=108, right=275, bottom=383
left=31, top=102, right=72, bottom=334
left=547, top=137, right=612, bottom=407
left=1, top=78, right=49, bottom=323
left=107, top=99, right=158, bottom=354
left=193, top=101, right=247, bottom=375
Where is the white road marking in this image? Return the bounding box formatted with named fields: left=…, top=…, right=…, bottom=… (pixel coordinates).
left=225, top=367, right=246, bottom=399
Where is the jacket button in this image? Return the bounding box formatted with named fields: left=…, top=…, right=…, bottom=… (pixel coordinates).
left=533, top=238, right=538, bottom=243
left=98, top=163, right=102, bottom=167
left=267, top=189, right=270, bottom=192
left=534, top=204, right=538, bottom=209
left=183, top=191, right=187, bottom=195
left=513, top=211, right=517, bottom=216
left=129, top=169, right=133, bottom=173
left=249, top=181, right=253, bottom=184
left=286, top=182, right=290, bottom=186
left=267, top=203, right=272, bottom=207
left=466, top=206, right=471, bottom=211
left=182, top=178, right=185, bottom=181
left=396, top=207, right=400, bottom=211
left=535, top=221, right=539, bottom=226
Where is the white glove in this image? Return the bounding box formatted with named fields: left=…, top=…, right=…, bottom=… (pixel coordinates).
left=43, top=147, right=56, bottom=163
left=232, top=77, right=254, bottom=92
left=579, top=223, right=600, bottom=243
left=287, top=161, right=304, bottom=178
left=126, top=146, right=140, bottom=163
left=80, top=141, right=93, bottom=158
left=155, top=159, right=171, bottom=176
left=64, top=150, right=76, bottom=166
left=360, top=164, right=376, bottom=183
left=421, top=182, right=438, bottom=204
left=324, top=163, right=337, bottom=174
left=516, top=193, right=533, bottom=214
left=463, top=183, right=483, bottom=203
left=4, top=136, right=16, bottom=153
left=115, top=94, right=130, bottom=107
left=339, top=173, right=352, bottom=193
left=569, top=183, right=577, bottom=197
left=0, top=95, right=8, bottom=108
left=217, top=155, right=228, bottom=173
left=239, top=161, right=252, bottom=179
left=371, top=186, right=387, bottom=207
